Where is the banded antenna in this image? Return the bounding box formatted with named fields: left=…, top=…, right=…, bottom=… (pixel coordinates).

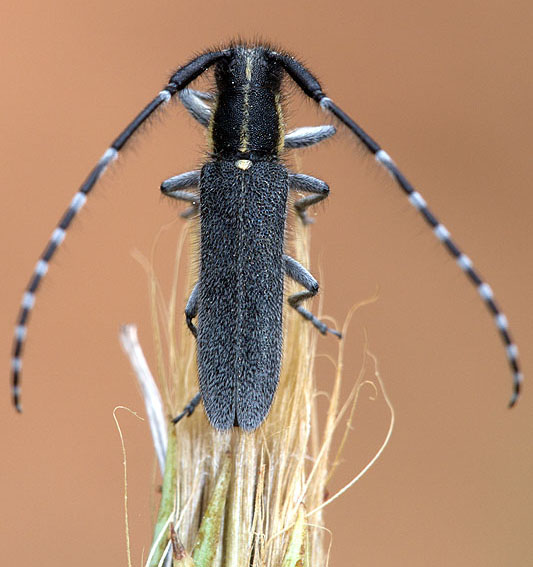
left=10, top=49, right=229, bottom=411
left=267, top=50, right=522, bottom=406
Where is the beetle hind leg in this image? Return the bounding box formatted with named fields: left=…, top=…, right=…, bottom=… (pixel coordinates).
left=172, top=392, right=202, bottom=424
left=184, top=282, right=199, bottom=337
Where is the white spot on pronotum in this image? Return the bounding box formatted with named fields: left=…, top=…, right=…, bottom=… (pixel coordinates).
left=506, top=344, right=519, bottom=360
left=433, top=224, right=450, bottom=242
left=478, top=282, right=494, bottom=301
left=408, top=191, right=426, bottom=210
left=22, top=292, right=35, bottom=309
left=515, top=372, right=524, bottom=385
left=235, top=159, right=252, bottom=170
left=12, top=383, right=20, bottom=396
left=15, top=325, right=27, bottom=341
left=375, top=149, right=394, bottom=166
left=51, top=228, right=66, bottom=245
left=457, top=254, right=472, bottom=271
left=11, top=357, right=22, bottom=372
left=35, top=259, right=48, bottom=276
left=159, top=90, right=172, bottom=103
left=70, top=192, right=87, bottom=212
left=495, top=313, right=508, bottom=330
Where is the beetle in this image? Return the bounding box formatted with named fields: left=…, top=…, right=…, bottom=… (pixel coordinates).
left=10, top=43, right=522, bottom=429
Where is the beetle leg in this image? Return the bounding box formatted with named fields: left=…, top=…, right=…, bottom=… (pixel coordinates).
left=161, top=170, right=200, bottom=218
left=178, top=89, right=213, bottom=127
left=284, top=255, right=341, bottom=338
left=284, top=125, right=336, bottom=149
left=289, top=173, right=330, bottom=225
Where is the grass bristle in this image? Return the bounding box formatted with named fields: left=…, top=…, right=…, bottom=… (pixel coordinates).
left=122, top=218, right=393, bottom=567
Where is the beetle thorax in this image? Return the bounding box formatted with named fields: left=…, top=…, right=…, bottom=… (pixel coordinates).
left=209, top=47, right=285, bottom=161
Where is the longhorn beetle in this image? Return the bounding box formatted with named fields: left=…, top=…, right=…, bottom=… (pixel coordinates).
left=11, top=43, right=522, bottom=429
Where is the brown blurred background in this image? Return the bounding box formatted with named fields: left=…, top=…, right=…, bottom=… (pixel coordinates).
left=1, top=1, right=532, bottom=565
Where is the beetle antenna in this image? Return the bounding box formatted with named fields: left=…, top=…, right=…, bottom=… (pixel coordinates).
left=320, top=96, right=522, bottom=407
left=10, top=50, right=227, bottom=411
left=271, top=50, right=522, bottom=406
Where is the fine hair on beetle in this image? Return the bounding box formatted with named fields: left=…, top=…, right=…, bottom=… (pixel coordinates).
left=10, top=41, right=522, bottom=430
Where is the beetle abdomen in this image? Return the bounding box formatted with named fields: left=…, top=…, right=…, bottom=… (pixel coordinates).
left=198, top=160, right=289, bottom=430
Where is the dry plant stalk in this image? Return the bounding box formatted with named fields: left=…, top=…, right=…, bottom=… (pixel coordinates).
left=121, top=219, right=390, bottom=567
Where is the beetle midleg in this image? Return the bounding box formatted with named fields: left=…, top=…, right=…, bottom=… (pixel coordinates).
left=161, top=170, right=200, bottom=217
left=284, top=255, right=341, bottom=337
left=289, top=173, right=330, bottom=224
